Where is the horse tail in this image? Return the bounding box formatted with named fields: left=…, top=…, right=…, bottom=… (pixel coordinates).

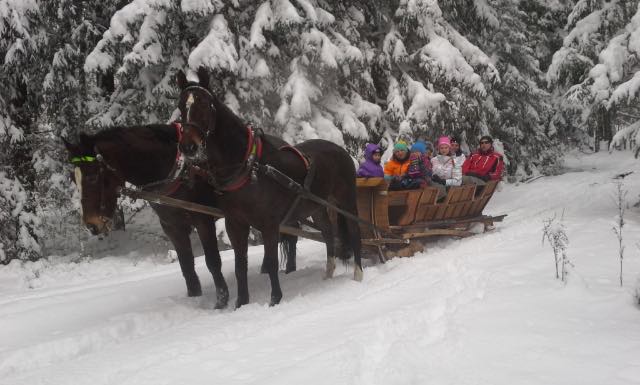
left=279, top=232, right=298, bottom=273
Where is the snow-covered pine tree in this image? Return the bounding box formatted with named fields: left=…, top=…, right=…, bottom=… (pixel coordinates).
left=441, top=0, right=566, bottom=177
left=0, top=0, right=43, bottom=263
left=84, top=0, right=198, bottom=127
left=366, top=0, right=499, bottom=151
left=547, top=0, right=640, bottom=151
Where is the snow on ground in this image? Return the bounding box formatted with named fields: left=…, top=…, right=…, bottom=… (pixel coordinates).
left=1, top=151, right=639, bottom=385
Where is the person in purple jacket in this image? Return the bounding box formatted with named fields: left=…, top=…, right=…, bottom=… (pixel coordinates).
left=357, top=143, right=384, bottom=178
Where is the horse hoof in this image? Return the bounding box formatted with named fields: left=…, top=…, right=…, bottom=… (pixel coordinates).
left=285, top=265, right=296, bottom=274
left=353, top=266, right=363, bottom=282
left=269, top=294, right=282, bottom=307
left=235, top=296, right=249, bottom=309
left=214, top=289, right=229, bottom=309
left=187, top=288, right=203, bottom=297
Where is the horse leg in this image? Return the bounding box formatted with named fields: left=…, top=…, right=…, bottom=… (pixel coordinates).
left=347, top=215, right=364, bottom=282
left=262, top=228, right=283, bottom=306
left=281, top=232, right=298, bottom=274
left=342, top=193, right=364, bottom=282
left=225, top=218, right=251, bottom=308
left=160, top=220, right=201, bottom=296
left=312, top=209, right=336, bottom=280
left=194, top=217, right=229, bottom=309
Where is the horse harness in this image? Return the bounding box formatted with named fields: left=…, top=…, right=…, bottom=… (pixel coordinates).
left=192, top=124, right=313, bottom=195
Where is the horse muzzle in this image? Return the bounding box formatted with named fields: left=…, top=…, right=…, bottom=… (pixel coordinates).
left=84, top=216, right=113, bottom=236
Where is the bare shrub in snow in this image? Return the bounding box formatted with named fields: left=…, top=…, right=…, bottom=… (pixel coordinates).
left=542, top=213, right=571, bottom=282
left=612, top=181, right=627, bottom=286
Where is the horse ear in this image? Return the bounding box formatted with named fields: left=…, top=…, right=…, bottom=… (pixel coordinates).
left=197, top=67, right=210, bottom=89
left=176, top=70, right=188, bottom=90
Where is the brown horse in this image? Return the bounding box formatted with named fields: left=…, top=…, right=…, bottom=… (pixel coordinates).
left=64, top=123, right=297, bottom=309
left=175, top=69, right=363, bottom=308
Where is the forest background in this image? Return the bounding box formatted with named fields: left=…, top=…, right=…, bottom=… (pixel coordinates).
left=1, top=0, right=639, bottom=263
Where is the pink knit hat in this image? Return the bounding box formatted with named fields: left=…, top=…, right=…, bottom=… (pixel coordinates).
left=437, top=136, right=451, bottom=147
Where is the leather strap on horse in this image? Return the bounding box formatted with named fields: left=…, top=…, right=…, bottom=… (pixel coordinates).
left=277, top=145, right=315, bottom=226
left=204, top=125, right=263, bottom=193
left=162, top=122, right=186, bottom=196
left=257, top=163, right=385, bottom=234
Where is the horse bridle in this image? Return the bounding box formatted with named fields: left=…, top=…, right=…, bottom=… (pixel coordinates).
left=179, top=84, right=218, bottom=144
left=71, top=149, right=125, bottom=226
left=178, top=84, right=263, bottom=192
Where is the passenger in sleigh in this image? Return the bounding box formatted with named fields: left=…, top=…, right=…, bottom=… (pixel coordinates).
left=431, top=136, right=462, bottom=199
left=384, top=141, right=411, bottom=190
left=397, top=140, right=432, bottom=190
left=357, top=143, right=384, bottom=178
left=461, top=135, right=504, bottom=186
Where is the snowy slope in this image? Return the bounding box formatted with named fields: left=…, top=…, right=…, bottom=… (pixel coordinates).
left=1, top=151, right=639, bottom=385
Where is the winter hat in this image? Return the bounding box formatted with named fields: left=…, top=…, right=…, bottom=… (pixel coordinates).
left=393, top=141, right=409, bottom=152
left=450, top=136, right=461, bottom=144
left=410, top=141, right=427, bottom=154
left=437, top=136, right=451, bottom=147
left=479, top=135, right=493, bottom=143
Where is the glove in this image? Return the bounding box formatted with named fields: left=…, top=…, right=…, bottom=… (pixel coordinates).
left=431, top=174, right=445, bottom=185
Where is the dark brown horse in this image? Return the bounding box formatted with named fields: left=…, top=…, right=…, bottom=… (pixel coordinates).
left=64, top=124, right=297, bottom=309
left=175, top=70, right=363, bottom=308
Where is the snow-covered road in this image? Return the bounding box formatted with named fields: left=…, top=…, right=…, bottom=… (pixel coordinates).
left=1, top=152, right=639, bottom=385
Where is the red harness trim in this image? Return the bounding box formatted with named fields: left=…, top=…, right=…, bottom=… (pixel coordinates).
left=279, top=145, right=310, bottom=171
left=163, top=122, right=185, bottom=196
left=220, top=125, right=263, bottom=192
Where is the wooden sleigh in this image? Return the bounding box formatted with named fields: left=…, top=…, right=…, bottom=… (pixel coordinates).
left=356, top=178, right=505, bottom=258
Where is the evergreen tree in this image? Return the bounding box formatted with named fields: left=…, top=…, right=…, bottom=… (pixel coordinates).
left=0, top=0, right=43, bottom=262
left=547, top=0, right=639, bottom=150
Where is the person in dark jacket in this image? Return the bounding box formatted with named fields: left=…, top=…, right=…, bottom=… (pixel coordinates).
left=462, top=135, right=504, bottom=185
left=357, top=143, right=384, bottom=178
left=400, top=140, right=432, bottom=189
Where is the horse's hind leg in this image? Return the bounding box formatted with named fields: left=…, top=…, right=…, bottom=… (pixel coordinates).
left=342, top=192, right=364, bottom=282
left=194, top=217, right=229, bottom=309
left=281, top=232, right=298, bottom=274
left=226, top=218, right=250, bottom=308
left=263, top=228, right=283, bottom=306
left=347, top=216, right=363, bottom=282
left=311, top=209, right=336, bottom=279
left=160, top=220, right=201, bottom=297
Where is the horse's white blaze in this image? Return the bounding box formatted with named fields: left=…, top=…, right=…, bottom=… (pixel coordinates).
left=186, top=92, right=195, bottom=122
left=74, top=167, right=83, bottom=216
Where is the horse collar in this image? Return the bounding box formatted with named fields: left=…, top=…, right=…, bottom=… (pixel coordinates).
left=208, top=125, right=263, bottom=193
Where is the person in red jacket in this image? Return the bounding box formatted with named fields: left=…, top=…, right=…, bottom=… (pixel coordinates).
left=462, top=135, right=504, bottom=185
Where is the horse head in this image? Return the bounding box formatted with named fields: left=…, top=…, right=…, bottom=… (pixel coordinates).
left=63, top=135, right=124, bottom=236
left=176, top=68, right=217, bottom=160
